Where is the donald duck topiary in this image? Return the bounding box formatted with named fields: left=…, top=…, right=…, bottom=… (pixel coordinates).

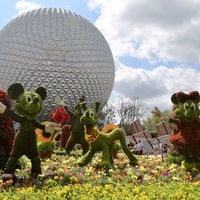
left=0, top=83, right=61, bottom=182
left=36, top=108, right=70, bottom=159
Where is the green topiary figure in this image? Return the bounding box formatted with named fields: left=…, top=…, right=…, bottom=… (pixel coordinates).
left=0, top=90, right=15, bottom=170
left=76, top=102, right=138, bottom=168
left=0, top=83, right=61, bottom=182
left=168, top=91, right=200, bottom=171
left=55, top=96, right=89, bottom=154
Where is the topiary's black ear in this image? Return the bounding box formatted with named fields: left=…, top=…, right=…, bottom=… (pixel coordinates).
left=171, top=93, right=179, bottom=104
left=95, top=101, right=100, bottom=113
left=81, top=102, right=87, bottom=111
left=7, top=83, right=24, bottom=100
left=35, top=87, right=46, bottom=101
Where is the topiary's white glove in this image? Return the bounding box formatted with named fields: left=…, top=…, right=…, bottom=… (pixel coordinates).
left=54, top=97, right=66, bottom=107
left=45, top=122, right=62, bottom=135
left=0, top=102, right=6, bottom=114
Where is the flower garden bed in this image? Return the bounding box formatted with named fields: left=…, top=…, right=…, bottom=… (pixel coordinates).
left=1, top=150, right=200, bottom=199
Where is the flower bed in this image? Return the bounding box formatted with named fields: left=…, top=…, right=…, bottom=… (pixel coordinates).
left=1, top=151, right=200, bottom=199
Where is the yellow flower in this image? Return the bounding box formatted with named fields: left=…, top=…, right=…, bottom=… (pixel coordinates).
left=172, top=176, right=180, bottom=181
left=181, top=160, right=197, bottom=171
left=70, top=175, right=78, bottom=183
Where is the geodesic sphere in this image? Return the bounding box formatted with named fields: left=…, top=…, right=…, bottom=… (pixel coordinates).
left=0, top=8, right=115, bottom=121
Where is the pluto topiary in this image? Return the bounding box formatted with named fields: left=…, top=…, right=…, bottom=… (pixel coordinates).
left=76, top=102, right=138, bottom=168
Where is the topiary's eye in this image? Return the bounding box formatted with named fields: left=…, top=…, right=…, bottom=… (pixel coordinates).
left=183, top=102, right=189, bottom=110
left=190, top=102, right=196, bottom=110
left=26, top=94, right=32, bottom=102
left=90, top=111, right=94, bottom=117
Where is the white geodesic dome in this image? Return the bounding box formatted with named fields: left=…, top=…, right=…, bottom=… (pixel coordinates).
left=0, top=8, right=115, bottom=121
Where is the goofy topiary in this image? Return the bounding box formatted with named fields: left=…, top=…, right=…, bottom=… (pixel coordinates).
left=76, top=102, right=138, bottom=168
left=55, top=96, right=89, bottom=154
left=168, top=91, right=200, bottom=170
left=0, top=83, right=61, bottom=182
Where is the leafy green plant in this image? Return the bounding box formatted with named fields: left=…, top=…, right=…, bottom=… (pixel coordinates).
left=37, top=142, right=56, bottom=153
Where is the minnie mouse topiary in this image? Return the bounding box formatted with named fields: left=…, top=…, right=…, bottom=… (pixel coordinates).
left=168, top=91, right=200, bottom=170
left=0, top=83, right=62, bottom=182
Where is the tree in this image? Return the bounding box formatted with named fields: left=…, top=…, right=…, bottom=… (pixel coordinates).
left=116, top=96, right=149, bottom=134
left=142, top=115, right=161, bottom=131
left=98, top=96, right=149, bottom=134
left=142, top=107, right=171, bottom=131
left=98, top=102, right=117, bottom=130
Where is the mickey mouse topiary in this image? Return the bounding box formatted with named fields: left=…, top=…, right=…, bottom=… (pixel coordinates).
left=0, top=83, right=62, bottom=182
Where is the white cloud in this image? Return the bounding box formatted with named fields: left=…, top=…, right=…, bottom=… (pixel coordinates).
left=111, top=62, right=200, bottom=115
left=86, top=0, right=200, bottom=63
left=15, top=0, right=42, bottom=15
left=84, top=0, right=200, bottom=117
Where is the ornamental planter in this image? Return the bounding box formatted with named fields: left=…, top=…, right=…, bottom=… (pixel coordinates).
left=38, top=149, right=53, bottom=159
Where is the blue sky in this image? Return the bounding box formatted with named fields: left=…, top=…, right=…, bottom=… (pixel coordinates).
left=1, top=0, right=200, bottom=115
left=0, top=0, right=97, bottom=28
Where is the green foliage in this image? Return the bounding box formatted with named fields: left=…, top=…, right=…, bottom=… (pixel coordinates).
left=165, top=153, right=185, bottom=165
left=142, top=109, right=171, bottom=131
left=113, top=142, right=121, bottom=150
left=142, top=115, right=161, bottom=131
left=17, top=157, right=27, bottom=169
left=37, top=142, right=56, bottom=153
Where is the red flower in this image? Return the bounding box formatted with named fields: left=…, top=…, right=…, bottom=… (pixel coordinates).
left=49, top=108, right=70, bottom=123
left=54, top=113, right=63, bottom=123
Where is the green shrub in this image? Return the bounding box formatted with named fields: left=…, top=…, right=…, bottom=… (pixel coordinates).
left=37, top=142, right=56, bottom=153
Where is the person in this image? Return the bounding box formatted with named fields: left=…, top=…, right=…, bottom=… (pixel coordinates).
left=134, top=142, right=140, bottom=155
left=159, top=142, right=163, bottom=155
left=162, top=143, right=168, bottom=157
left=153, top=141, right=159, bottom=157
left=138, top=140, right=144, bottom=155
left=127, top=142, right=131, bottom=150
left=128, top=142, right=134, bottom=153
